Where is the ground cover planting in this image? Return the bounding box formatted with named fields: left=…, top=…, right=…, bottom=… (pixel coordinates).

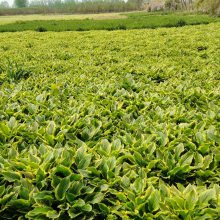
left=0, top=12, right=219, bottom=32
left=0, top=23, right=220, bottom=219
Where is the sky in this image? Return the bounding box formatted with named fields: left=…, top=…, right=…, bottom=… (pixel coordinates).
left=0, top=0, right=13, bottom=6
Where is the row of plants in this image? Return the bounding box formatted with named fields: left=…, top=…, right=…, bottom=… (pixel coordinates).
left=0, top=12, right=219, bottom=32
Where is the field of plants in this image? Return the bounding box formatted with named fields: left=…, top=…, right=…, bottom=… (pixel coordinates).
left=0, top=12, right=219, bottom=32
left=0, top=22, right=220, bottom=219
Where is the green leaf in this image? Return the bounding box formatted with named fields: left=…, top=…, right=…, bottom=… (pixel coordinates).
left=75, top=146, right=85, bottom=162
left=36, top=93, right=45, bottom=102
left=198, top=144, right=210, bottom=155
left=202, top=154, right=213, bottom=169
left=132, top=178, right=145, bottom=194
left=114, top=192, right=127, bottom=202
left=68, top=208, right=81, bottom=219
left=196, top=131, right=205, bottom=143
left=179, top=152, right=194, bottom=166
left=148, top=190, right=160, bottom=212
left=66, top=193, right=75, bottom=204
left=134, top=151, right=144, bottom=166
left=175, top=143, right=184, bottom=158
left=97, top=185, right=107, bottom=194
left=101, top=139, right=111, bottom=155
left=58, top=203, right=70, bottom=211
left=82, top=204, right=92, bottom=212
left=0, top=192, right=15, bottom=205
left=68, top=182, right=83, bottom=196
left=77, top=154, right=92, bottom=170
left=54, top=165, right=72, bottom=177
left=121, top=176, right=130, bottom=188
left=168, top=165, right=190, bottom=177
left=184, top=187, right=197, bottom=210
left=0, top=185, right=5, bottom=197
left=73, top=199, right=85, bottom=207
left=46, top=121, right=56, bottom=135
left=0, top=131, right=6, bottom=143
left=158, top=131, right=168, bottom=146
left=8, top=199, right=30, bottom=209
left=46, top=210, right=59, bottom=219
left=112, top=139, right=122, bottom=152
left=75, top=146, right=92, bottom=169
left=198, top=189, right=216, bottom=206
left=101, top=162, right=109, bottom=179
left=98, top=203, right=109, bottom=214
left=2, top=171, right=21, bottom=182
left=0, top=122, right=10, bottom=135
left=36, top=168, right=46, bottom=186
left=26, top=206, right=53, bottom=218
left=33, top=191, right=54, bottom=203
left=107, top=157, right=116, bottom=170
left=70, top=173, right=82, bottom=181
left=91, top=192, right=104, bottom=204
left=55, top=176, right=70, bottom=201
left=8, top=117, right=17, bottom=130
left=8, top=147, right=18, bottom=159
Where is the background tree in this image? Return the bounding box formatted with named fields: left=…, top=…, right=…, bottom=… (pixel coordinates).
left=14, top=0, right=28, bottom=7
left=165, top=0, right=180, bottom=10
left=195, top=0, right=220, bottom=15
left=0, top=0, right=10, bottom=8
left=165, top=0, right=194, bottom=10
left=127, top=0, right=144, bottom=9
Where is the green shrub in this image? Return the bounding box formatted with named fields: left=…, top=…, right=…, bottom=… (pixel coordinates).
left=35, top=26, right=47, bottom=32
left=176, top=19, right=187, bottom=27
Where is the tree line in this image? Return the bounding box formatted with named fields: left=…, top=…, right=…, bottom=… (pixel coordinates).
left=0, top=0, right=142, bottom=14
left=164, top=0, right=219, bottom=14
left=145, top=0, right=219, bottom=15
left=195, top=0, right=220, bottom=15
left=0, top=0, right=219, bottom=15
